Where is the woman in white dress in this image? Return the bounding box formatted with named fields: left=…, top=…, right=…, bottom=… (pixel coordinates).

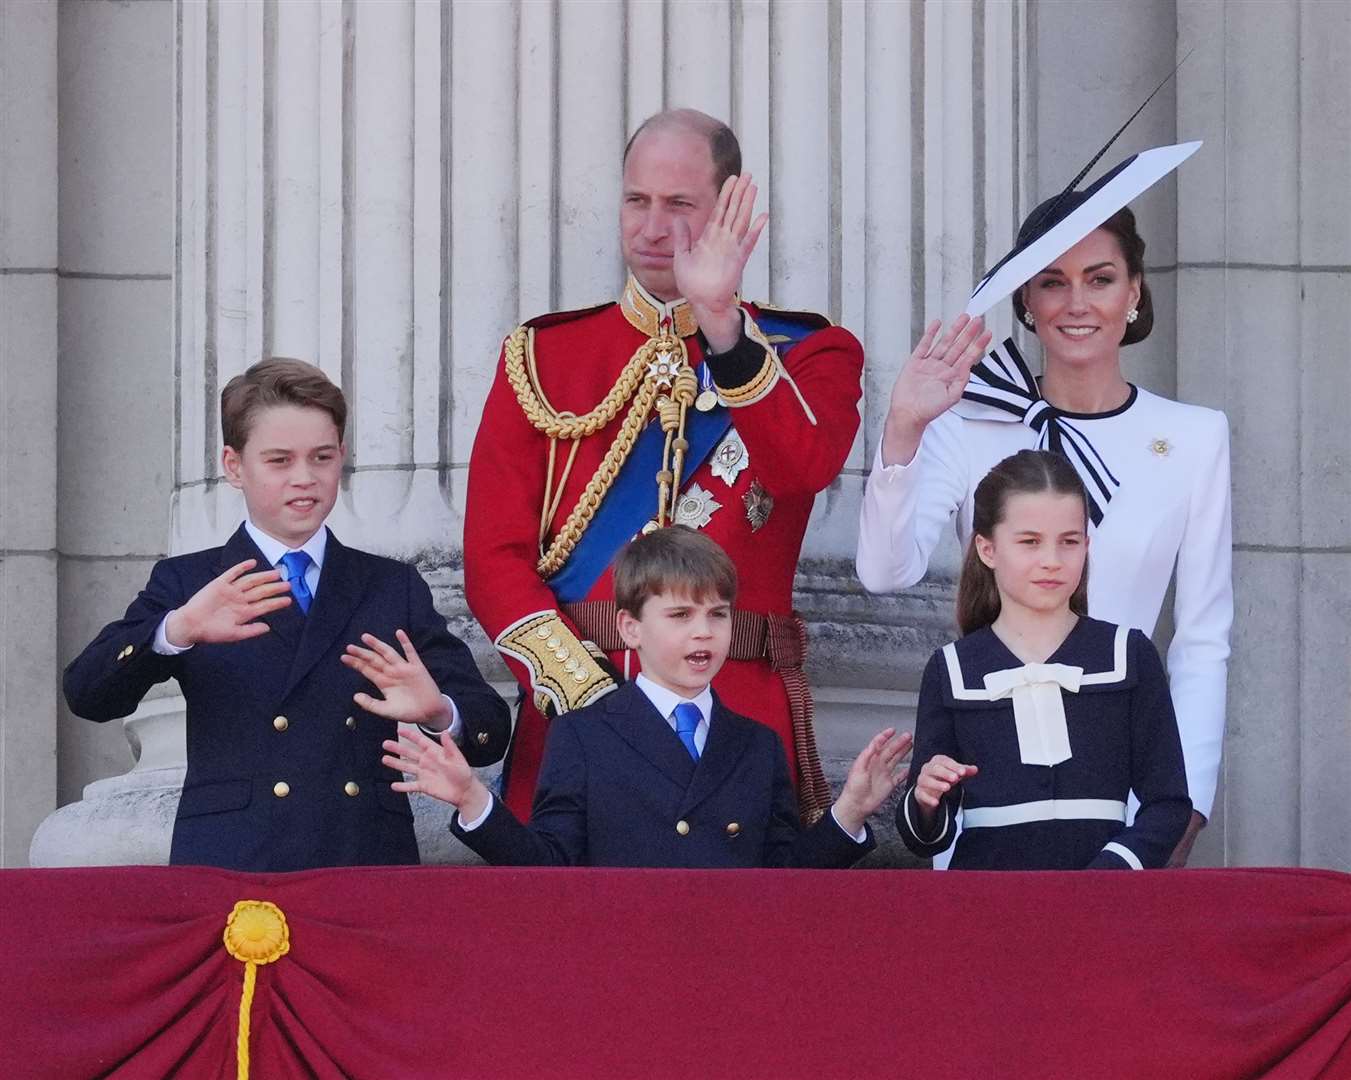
left=856, top=195, right=1232, bottom=866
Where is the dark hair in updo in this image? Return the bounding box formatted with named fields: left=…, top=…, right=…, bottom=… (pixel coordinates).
left=1011, top=194, right=1153, bottom=347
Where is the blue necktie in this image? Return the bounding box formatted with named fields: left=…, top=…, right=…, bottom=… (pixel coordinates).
left=280, top=550, right=313, bottom=614
left=673, top=702, right=701, bottom=762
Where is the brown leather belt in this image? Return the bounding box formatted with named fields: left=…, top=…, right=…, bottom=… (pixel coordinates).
left=561, top=601, right=806, bottom=670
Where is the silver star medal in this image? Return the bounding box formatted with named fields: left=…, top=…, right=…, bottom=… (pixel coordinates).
left=674, top=483, right=721, bottom=530
left=710, top=429, right=749, bottom=486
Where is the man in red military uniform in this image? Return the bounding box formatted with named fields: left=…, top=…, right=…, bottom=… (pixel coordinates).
left=465, top=109, right=863, bottom=823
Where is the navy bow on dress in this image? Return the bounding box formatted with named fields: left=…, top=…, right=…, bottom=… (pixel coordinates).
left=958, top=338, right=1120, bottom=527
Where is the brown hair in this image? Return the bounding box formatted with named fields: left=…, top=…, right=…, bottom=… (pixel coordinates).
left=1012, top=201, right=1153, bottom=346
left=956, top=450, right=1090, bottom=635
left=623, top=108, right=742, bottom=192
left=613, top=526, right=737, bottom=618
left=220, top=357, right=348, bottom=451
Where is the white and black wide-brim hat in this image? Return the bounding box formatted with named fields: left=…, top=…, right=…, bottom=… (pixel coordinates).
left=965, top=140, right=1201, bottom=318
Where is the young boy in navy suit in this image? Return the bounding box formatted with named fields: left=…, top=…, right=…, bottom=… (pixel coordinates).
left=370, top=527, right=911, bottom=867
left=64, top=359, right=510, bottom=871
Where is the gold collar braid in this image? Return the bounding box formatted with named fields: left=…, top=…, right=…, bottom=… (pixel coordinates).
left=620, top=276, right=699, bottom=339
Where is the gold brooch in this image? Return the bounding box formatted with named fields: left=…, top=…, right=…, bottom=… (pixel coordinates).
left=1149, top=438, right=1170, bottom=457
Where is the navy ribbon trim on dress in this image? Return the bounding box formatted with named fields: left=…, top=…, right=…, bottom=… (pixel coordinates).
left=962, top=338, right=1120, bottom=526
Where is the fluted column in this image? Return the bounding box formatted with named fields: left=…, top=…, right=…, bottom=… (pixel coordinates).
left=1177, top=0, right=1351, bottom=871
left=0, top=0, right=59, bottom=866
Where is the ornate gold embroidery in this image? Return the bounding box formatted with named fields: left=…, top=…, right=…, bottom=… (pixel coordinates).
left=496, top=612, right=617, bottom=716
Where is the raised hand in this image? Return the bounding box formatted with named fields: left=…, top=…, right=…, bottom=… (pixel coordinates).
left=832, top=727, right=914, bottom=836
left=164, top=559, right=292, bottom=647
left=381, top=726, right=490, bottom=820
left=913, top=754, right=979, bottom=818
left=673, top=173, right=769, bottom=352
left=341, top=629, right=453, bottom=729
left=880, top=315, right=993, bottom=467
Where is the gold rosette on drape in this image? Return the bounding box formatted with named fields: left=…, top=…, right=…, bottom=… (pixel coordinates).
left=223, top=900, right=291, bottom=1080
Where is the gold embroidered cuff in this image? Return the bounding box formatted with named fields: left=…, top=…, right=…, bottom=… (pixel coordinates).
left=496, top=610, right=617, bottom=715
left=715, top=317, right=783, bottom=407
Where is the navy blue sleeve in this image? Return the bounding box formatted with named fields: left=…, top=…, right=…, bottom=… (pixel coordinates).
left=1087, top=631, right=1192, bottom=870
left=895, top=650, right=961, bottom=859
left=404, top=564, right=511, bottom=767
left=62, top=558, right=184, bottom=721
left=451, top=712, right=588, bottom=866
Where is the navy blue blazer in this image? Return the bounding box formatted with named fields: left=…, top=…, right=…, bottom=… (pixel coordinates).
left=63, top=525, right=510, bottom=871
left=451, top=681, right=872, bottom=868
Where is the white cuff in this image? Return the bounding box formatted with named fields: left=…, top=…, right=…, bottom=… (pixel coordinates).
left=456, top=793, right=495, bottom=832
left=1102, top=841, right=1143, bottom=870
left=829, top=806, right=869, bottom=845
left=153, top=614, right=193, bottom=655
left=418, top=696, right=463, bottom=744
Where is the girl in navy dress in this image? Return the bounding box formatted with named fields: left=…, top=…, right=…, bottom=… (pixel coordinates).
left=896, top=449, right=1191, bottom=870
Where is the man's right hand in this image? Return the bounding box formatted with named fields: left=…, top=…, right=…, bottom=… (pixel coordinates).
left=880, top=315, right=991, bottom=467
left=164, top=559, right=293, bottom=647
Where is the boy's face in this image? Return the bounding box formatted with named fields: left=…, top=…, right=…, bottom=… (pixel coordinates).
left=617, top=587, right=732, bottom=698
left=222, top=404, right=344, bottom=548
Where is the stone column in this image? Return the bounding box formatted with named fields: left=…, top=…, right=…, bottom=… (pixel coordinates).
left=28, top=0, right=177, bottom=867
left=1177, top=0, right=1351, bottom=871
left=0, top=0, right=58, bottom=866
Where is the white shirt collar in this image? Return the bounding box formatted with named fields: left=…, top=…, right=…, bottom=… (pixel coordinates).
left=634, top=673, right=713, bottom=727
left=244, top=518, right=329, bottom=571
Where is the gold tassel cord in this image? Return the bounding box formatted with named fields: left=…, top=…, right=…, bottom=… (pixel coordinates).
left=223, top=900, right=291, bottom=1080
left=665, top=366, right=699, bottom=523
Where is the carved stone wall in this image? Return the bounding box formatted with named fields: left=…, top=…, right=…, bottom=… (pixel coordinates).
left=9, top=0, right=1348, bottom=870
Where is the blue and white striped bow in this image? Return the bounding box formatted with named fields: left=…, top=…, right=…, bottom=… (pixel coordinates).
left=956, top=338, right=1119, bottom=526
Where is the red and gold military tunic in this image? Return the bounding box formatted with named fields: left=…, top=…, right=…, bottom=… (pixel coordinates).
left=465, top=276, right=864, bottom=821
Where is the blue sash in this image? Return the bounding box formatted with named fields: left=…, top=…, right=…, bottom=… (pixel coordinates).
left=547, top=312, right=824, bottom=603
left=548, top=399, right=731, bottom=602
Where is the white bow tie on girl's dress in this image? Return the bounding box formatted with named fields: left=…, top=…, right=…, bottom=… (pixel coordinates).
left=982, top=663, right=1085, bottom=767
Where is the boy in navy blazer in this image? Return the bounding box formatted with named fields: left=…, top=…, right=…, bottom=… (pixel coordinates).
left=373, top=527, right=911, bottom=868
left=64, top=359, right=510, bottom=871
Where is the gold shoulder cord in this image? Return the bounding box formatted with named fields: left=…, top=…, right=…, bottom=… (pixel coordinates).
left=504, top=326, right=691, bottom=579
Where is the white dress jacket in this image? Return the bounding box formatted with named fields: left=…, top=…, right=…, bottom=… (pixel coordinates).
left=856, top=384, right=1233, bottom=819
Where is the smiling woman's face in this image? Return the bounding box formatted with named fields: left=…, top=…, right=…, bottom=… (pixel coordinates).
left=1020, top=227, right=1141, bottom=369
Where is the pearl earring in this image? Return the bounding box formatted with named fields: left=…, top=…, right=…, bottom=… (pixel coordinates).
left=1022, top=311, right=1035, bottom=328
left=1126, top=308, right=1139, bottom=324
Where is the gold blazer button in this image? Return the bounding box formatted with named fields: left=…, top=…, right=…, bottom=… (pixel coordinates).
left=273, top=781, right=290, bottom=798
left=344, top=781, right=360, bottom=797
left=273, top=715, right=289, bottom=732
left=675, top=820, right=690, bottom=836
left=726, top=822, right=740, bottom=836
